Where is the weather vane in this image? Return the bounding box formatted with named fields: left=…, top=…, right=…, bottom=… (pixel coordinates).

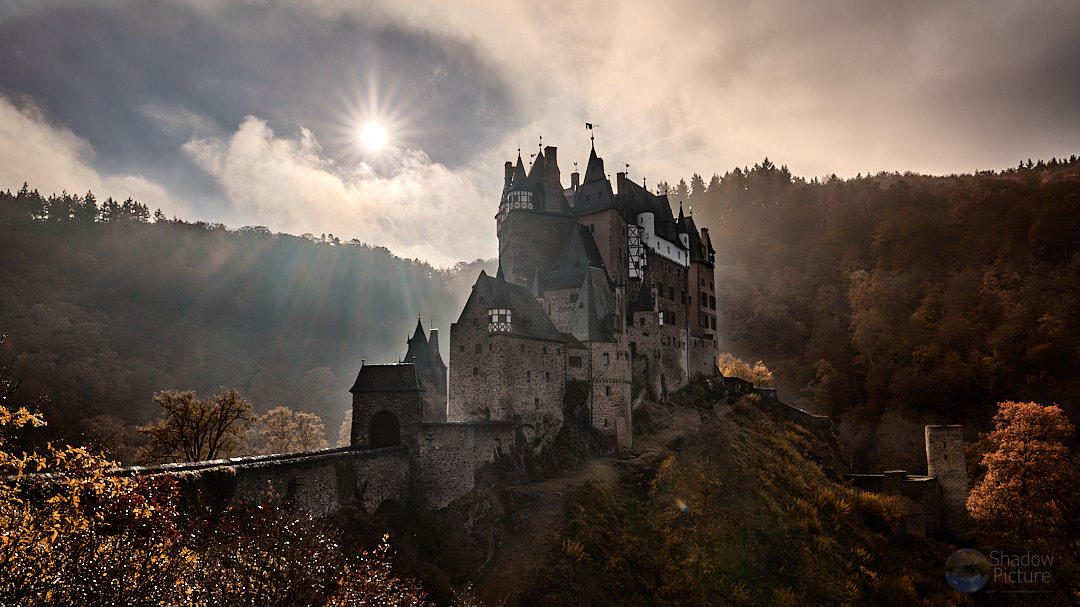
left=585, top=122, right=598, bottom=148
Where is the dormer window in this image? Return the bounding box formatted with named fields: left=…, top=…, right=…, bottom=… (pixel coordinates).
left=488, top=308, right=511, bottom=333
left=507, top=190, right=534, bottom=209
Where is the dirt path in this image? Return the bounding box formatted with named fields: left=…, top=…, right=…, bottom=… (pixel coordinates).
left=473, top=404, right=701, bottom=604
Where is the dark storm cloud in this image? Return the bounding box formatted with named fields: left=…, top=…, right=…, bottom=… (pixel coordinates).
left=0, top=0, right=516, bottom=198
left=2, top=0, right=1079, bottom=264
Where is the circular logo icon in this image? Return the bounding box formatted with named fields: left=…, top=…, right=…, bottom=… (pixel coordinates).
left=945, top=548, right=990, bottom=593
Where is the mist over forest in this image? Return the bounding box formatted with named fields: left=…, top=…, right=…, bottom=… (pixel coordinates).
left=3, top=153, right=1079, bottom=469
left=0, top=188, right=494, bottom=457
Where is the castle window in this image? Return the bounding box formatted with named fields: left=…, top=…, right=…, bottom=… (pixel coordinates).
left=569, top=356, right=582, bottom=368
left=508, top=189, right=534, bottom=209
left=669, top=286, right=674, bottom=300
left=521, top=344, right=525, bottom=352
left=711, top=317, right=716, bottom=330
left=489, top=343, right=493, bottom=351
left=545, top=371, right=550, bottom=380
left=709, top=296, right=716, bottom=310
left=459, top=345, right=465, bottom=353
left=639, top=317, right=645, bottom=328
left=658, top=311, right=664, bottom=326
left=701, top=278, right=705, bottom=286
left=535, top=397, right=540, bottom=410
left=475, top=344, right=482, bottom=354
left=590, top=224, right=595, bottom=233
left=701, top=291, right=707, bottom=306
left=606, top=386, right=611, bottom=396
left=527, top=370, right=531, bottom=379
left=603, top=353, right=610, bottom=366
left=542, top=346, right=547, bottom=355
left=473, top=367, right=478, bottom=376
left=570, top=293, right=577, bottom=303
left=488, top=308, right=512, bottom=333
left=670, top=311, right=676, bottom=324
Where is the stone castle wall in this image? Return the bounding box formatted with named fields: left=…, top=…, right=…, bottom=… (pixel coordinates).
left=585, top=341, right=633, bottom=454
left=121, top=446, right=410, bottom=516
left=498, top=211, right=576, bottom=286
left=411, top=421, right=518, bottom=509
left=925, top=425, right=969, bottom=538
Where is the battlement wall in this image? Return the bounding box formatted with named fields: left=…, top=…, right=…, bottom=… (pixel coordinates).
left=118, top=446, right=409, bottom=516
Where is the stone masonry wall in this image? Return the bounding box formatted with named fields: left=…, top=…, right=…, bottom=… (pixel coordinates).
left=351, top=390, right=423, bottom=449
left=123, top=446, right=409, bottom=517
left=578, top=209, right=629, bottom=287
left=586, top=341, right=633, bottom=454
left=498, top=211, right=576, bottom=286
left=411, top=421, right=518, bottom=509
left=925, top=425, right=969, bottom=538
left=448, top=287, right=566, bottom=449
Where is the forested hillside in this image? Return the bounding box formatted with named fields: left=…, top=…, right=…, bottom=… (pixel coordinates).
left=0, top=185, right=494, bottom=457
left=5, top=153, right=1079, bottom=470
left=671, top=157, right=1080, bottom=469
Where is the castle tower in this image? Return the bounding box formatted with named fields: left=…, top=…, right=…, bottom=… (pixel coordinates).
left=349, top=363, right=424, bottom=449
left=497, top=151, right=575, bottom=285
left=488, top=265, right=512, bottom=333
left=925, top=425, right=969, bottom=538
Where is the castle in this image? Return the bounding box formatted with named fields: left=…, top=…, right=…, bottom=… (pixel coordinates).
left=353, top=142, right=718, bottom=458
left=116, top=139, right=966, bottom=538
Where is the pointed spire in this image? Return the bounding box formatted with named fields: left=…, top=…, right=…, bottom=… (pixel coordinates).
left=490, top=264, right=511, bottom=310
left=583, top=146, right=606, bottom=184
left=527, top=146, right=546, bottom=183
left=410, top=316, right=427, bottom=344
left=511, top=152, right=529, bottom=187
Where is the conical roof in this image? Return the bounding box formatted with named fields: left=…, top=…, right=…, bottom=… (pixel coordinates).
left=566, top=267, right=617, bottom=342
left=544, top=224, right=608, bottom=289
left=490, top=265, right=512, bottom=309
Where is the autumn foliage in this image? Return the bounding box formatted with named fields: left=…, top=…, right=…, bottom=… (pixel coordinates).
left=1, top=404, right=432, bottom=606
left=967, top=400, right=1079, bottom=599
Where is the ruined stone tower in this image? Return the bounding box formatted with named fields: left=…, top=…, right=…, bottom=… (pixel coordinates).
left=925, top=425, right=969, bottom=538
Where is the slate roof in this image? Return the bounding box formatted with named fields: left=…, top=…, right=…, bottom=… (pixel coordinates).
left=404, top=317, right=446, bottom=383
left=350, top=363, right=424, bottom=393
left=544, top=224, right=608, bottom=290
left=471, top=271, right=572, bottom=344
left=566, top=267, right=617, bottom=342
left=490, top=265, right=512, bottom=309
left=507, top=154, right=537, bottom=195
left=573, top=148, right=616, bottom=214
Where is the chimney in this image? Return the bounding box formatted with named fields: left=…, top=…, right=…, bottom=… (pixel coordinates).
left=542, top=146, right=562, bottom=211
left=571, top=170, right=580, bottom=189
left=503, top=161, right=513, bottom=190
left=544, top=146, right=558, bottom=172
left=616, top=172, right=626, bottom=194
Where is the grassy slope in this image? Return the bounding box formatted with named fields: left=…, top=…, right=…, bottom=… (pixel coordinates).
left=515, top=389, right=971, bottom=606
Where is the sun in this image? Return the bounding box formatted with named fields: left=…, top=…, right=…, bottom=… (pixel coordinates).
left=360, top=123, right=387, bottom=150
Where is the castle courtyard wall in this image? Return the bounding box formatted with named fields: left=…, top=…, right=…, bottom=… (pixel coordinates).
left=411, top=422, right=518, bottom=509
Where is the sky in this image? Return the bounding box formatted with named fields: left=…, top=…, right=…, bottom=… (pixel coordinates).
left=1, top=0, right=1078, bottom=267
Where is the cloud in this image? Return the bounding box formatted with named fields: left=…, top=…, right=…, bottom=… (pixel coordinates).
left=184, top=115, right=496, bottom=267
left=0, top=97, right=181, bottom=213
left=323, top=0, right=1080, bottom=179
